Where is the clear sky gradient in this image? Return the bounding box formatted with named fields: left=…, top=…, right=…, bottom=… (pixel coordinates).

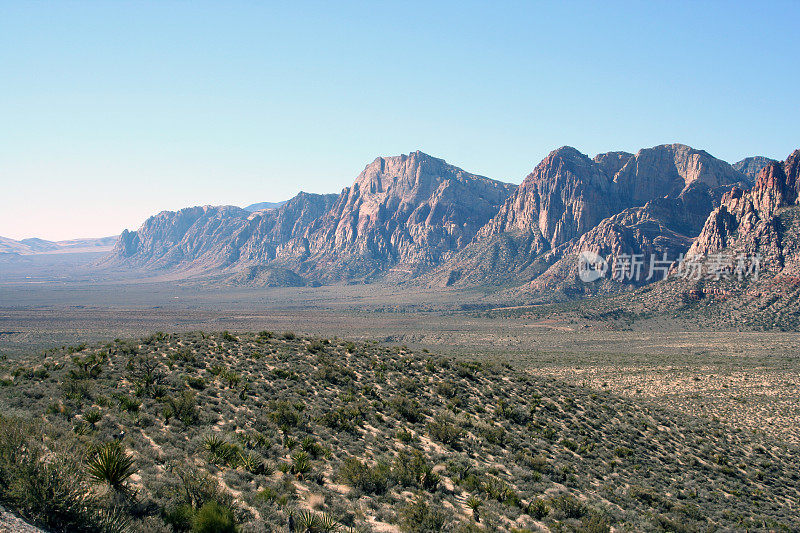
left=1, top=1, right=798, bottom=240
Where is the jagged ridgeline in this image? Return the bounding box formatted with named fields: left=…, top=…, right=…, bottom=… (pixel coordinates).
left=1, top=331, right=799, bottom=531
left=105, top=145, right=777, bottom=291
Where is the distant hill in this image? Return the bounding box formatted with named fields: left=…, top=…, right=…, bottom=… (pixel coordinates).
left=0, top=235, right=117, bottom=255
left=243, top=200, right=288, bottom=212
left=733, top=155, right=776, bottom=180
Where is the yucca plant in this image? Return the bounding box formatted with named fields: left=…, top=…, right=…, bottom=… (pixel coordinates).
left=203, top=434, right=239, bottom=466
left=84, top=408, right=102, bottom=428
left=466, top=495, right=482, bottom=522
left=202, top=434, right=226, bottom=455
left=291, top=451, right=311, bottom=478
left=94, top=507, right=131, bottom=533
left=86, top=441, right=135, bottom=491
left=237, top=450, right=265, bottom=474
left=318, top=512, right=340, bottom=532
left=300, top=436, right=321, bottom=457
left=292, top=510, right=339, bottom=532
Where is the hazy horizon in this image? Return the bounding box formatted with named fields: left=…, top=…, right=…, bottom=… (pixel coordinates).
left=2, top=1, right=798, bottom=241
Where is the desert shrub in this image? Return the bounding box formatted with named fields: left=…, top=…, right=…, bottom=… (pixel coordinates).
left=391, top=395, right=423, bottom=423
left=398, top=498, right=447, bottom=532
left=482, top=477, right=518, bottom=506
left=435, top=381, right=456, bottom=398
left=220, top=331, right=237, bottom=343
left=172, top=467, right=232, bottom=511
left=396, top=429, right=414, bottom=443
left=191, top=501, right=236, bottom=533
left=8, top=451, right=95, bottom=530
left=578, top=512, right=612, bottom=533
left=128, top=355, right=166, bottom=398
left=392, top=450, right=439, bottom=491
left=319, top=403, right=367, bottom=433
left=527, top=498, right=549, bottom=519
left=614, top=446, right=633, bottom=458
left=270, top=368, right=297, bottom=380
left=478, top=423, right=506, bottom=446
left=550, top=493, right=587, bottom=519
left=0, top=415, right=116, bottom=532
left=313, top=360, right=356, bottom=385
left=166, top=391, right=199, bottom=425
left=336, top=457, right=391, bottom=494
left=220, top=370, right=241, bottom=388
left=186, top=376, right=206, bottom=390
left=69, top=352, right=106, bottom=380
left=427, top=414, right=463, bottom=448
left=267, top=401, right=301, bottom=428
left=307, top=340, right=325, bottom=353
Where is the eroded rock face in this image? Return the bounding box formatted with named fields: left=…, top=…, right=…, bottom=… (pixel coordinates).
left=301, top=151, right=515, bottom=277
left=612, top=144, right=742, bottom=206
left=108, top=194, right=337, bottom=272
left=452, top=144, right=746, bottom=290
left=110, top=205, right=252, bottom=269
left=107, top=152, right=515, bottom=281
left=107, top=144, right=758, bottom=289
left=688, top=150, right=800, bottom=264
left=479, top=147, right=621, bottom=251
left=480, top=144, right=745, bottom=252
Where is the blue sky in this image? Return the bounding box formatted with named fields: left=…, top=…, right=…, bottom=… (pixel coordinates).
left=1, top=1, right=798, bottom=240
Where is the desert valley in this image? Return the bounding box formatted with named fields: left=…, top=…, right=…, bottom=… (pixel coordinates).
left=2, top=144, right=800, bottom=532
left=3, top=2, right=799, bottom=531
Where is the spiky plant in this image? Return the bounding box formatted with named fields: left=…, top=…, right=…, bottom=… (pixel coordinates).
left=466, top=495, right=482, bottom=522
left=202, top=434, right=225, bottom=455
left=318, top=512, right=340, bottom=532
left=86, top=441, right=135, bottom=491
left=237, top=450, right=265, bottom=474
left=301, top=436, right=317, bottom=454
left=94, top=507, right=131, bottom=533
left=84, top=408, right=102, bottom=428
left=203, top=434, right=238, bottom=466
left=295, top=509, right=322, bottom=532
left=291, top=451, right=311, bottom=478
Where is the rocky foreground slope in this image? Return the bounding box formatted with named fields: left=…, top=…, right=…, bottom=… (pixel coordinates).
left=1, top=331, right=799, bottom=532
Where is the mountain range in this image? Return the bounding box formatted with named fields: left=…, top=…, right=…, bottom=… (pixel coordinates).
left=105, top=144, right=792, bottom=300
left=0, top=235, right=117, bottom=256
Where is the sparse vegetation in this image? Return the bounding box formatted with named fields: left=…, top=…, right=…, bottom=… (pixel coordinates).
left=0, top=330, right=799, bottom=531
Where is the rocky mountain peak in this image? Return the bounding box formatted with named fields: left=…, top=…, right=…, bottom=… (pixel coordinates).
left=733, top=156, right=776, bottom=181
left=593, top=151, right=634, bottom=178
left=612, top=144, right=745, bottom=206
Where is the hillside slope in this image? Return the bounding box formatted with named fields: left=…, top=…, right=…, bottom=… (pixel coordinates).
left=1, top=332, right=798, bottom=532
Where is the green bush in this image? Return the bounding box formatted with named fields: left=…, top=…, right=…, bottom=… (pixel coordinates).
left=399, top=498, right=446, bottom=532
left=192, top=501, right=236, bottom=533
left=427, top=414, right=463, bottom=448
left=337, top=457, right=391, bottom=494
